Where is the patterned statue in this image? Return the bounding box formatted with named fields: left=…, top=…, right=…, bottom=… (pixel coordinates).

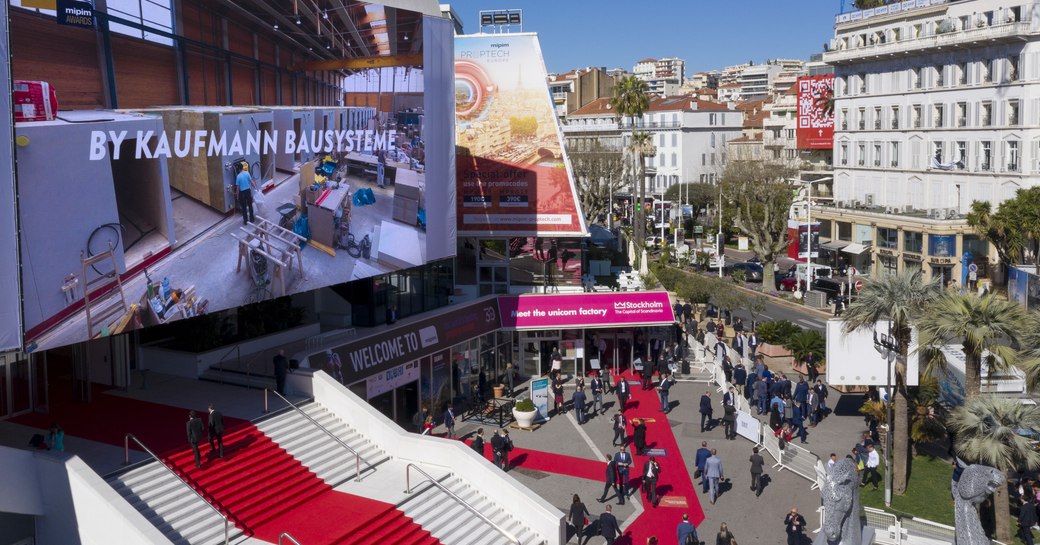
left=954, top=465, right=1002, bottom=545
left=821, top=457, right=862, bottom=545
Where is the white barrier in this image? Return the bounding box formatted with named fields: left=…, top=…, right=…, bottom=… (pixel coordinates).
left=813, top=459, right=827, bottom=491
left=761, top=424, right=782, bottom=467
left=779, top=441, right=820, bottom=484
left=735, top=410, right=761, bottom=443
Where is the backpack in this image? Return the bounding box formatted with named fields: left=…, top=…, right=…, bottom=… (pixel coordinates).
left=684, top=530, right=698, bottom=545
left=778, top=435, right=787, bottom=450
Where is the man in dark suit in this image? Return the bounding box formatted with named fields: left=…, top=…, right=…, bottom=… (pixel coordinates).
left=612, top=446, right=633, bottom=505
left=443, top=405, right=457, bottom=439
left=272, top=350, right=289, bottom=395
left=748, top=330, right=760, bottom=359
left=572, top=386, right=588, bottom=424
left=699, top=391, right=714, bottom=432
left=186, top=411, right=204, bottom=469
left=695, top=441, right=712, bottom=493
left=598, top=454, right=618, bottom=503
left=616, top=375, right=630, bottom=412
left=207, top=403, right=225, bottom=459
left=642, top=456, right=662, bottom=506
left=599, top=504, right=622, bottom=544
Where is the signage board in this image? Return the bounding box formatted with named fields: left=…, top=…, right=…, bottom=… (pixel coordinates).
left=454, top=33, right=586, bottom=237
left=498, top=292, right=676, bottom=330
left=797, top=75, right=834, bottom=150
left=530, top=378, right=550, bottom=422
left=736, top=411, right=761, bottom=442
left=797, top=224, right=820, bottom=259
left=826, top=319, right=920, bottom=386
left=15, top=1, right=457, bottom=351
left=366, top=360, right=421, bottom=399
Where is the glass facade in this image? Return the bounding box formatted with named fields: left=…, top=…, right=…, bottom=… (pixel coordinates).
left=904, top=231, right=923, bottom=254
left=929, top=235, right=956, bottom=257
left=877, top=227, right=898, bottom=249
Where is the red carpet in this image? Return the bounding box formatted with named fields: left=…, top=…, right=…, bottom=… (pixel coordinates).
left=613, top=370, right=705, bottom=542
left=165, top=423, right=441, bottom=544
left=10, top=382, right=247, bottom=454
left=470, top=440, right=605, bottom=481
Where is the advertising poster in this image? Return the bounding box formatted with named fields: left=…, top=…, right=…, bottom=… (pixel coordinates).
left=796, top=75, right=834, bottom=150
left=530, top=377, right=550, bottom=422
left=454, top=34, right=587, bottom=237
left=797, top=224, right=820, bottom=259
left=9, top=1, right=454, bottom=351
left=825, top=319, right=919, bottom=386
left=499, top=291, right=676, bottom=330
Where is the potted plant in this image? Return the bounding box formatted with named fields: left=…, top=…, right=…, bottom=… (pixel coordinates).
left=784, top=330, right=826, bottom=374
left=512, top=398, right=537, bottom=429
left=756, top=320, right=799, bottom=358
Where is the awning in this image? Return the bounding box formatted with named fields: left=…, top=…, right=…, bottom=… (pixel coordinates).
left=842, top=243, right=868, bottom=255
left=822, top=240, right=850, bottom=252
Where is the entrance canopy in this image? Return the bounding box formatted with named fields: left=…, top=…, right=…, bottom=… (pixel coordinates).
left=842, top=243, right=868, bottom=255
left=498, top=292, right=676, bottom=330
left=821, top=240, right=849, bottom=252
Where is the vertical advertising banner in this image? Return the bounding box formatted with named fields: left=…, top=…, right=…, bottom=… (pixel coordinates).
left=454, top=34, right=587, bottom=237
left=796, top=75, right=834, bottom=150
left=797, top=223, right=821, bottom=259
left=530, top=377, right=550, bottom=422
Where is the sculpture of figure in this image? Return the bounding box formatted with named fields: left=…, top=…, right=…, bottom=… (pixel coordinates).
left=821, top=458, right=862, bottom=545
left=954, top=464, right=1003, bottom=545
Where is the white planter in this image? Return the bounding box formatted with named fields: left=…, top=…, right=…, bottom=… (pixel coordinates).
left=513, top=408, right=537, bottom=429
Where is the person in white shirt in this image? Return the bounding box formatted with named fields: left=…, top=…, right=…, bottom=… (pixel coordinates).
left=827, top=453, right=838, bottom=470
left=861, top=444, right=881, bottom=490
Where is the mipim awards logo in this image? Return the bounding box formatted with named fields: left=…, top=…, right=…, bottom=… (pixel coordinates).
left=613, top=300, right=664, bottom=314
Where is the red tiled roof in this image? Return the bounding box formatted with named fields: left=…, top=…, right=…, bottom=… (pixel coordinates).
left=570, top=97, right=614, bottom=116
left=728, top=134, right=763, bottom=143
left=637, top=58, right=657, bottom=64
left=646, top=96, right=731, bottom=112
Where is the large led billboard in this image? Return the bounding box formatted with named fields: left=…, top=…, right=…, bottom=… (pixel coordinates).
left=9, top=0, right=454, bottom=351
left=454, top=34, right=587, bottom=237
left=796, top=75, right=834, bottom=150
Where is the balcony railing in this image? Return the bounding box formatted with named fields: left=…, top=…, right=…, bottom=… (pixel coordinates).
left=561, top=122, right=620, bottom=133
left=824, top=20, right=1035, bottom=63
left=619, top=120, right=683, bottom=129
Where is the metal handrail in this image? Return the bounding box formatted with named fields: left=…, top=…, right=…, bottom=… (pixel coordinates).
left=215, top=345, right=241, bottom=385
left=404, top=463, right=520, bottom=545
left=264, top=388, right=376, bottom=482
left=279, top=532, right=302, bottom=545
left=123, top=433, right=230, bottom=545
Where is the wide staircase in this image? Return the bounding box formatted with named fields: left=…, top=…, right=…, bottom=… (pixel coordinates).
left=106, top=400, right=543, bottom=545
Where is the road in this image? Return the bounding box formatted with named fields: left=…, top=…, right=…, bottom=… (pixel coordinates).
left=714, top=248, right=830, bottom=332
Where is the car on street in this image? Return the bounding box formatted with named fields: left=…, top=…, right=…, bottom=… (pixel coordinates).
left=727, top=262, right=764, bottom=282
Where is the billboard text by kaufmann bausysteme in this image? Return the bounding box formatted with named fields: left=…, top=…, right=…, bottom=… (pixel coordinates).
left=454, top=33, right=587, bottom=238
left=6, top=0, right=456, bottom=352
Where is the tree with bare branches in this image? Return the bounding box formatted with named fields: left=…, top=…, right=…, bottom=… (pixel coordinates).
left=720, top=161, right=796, bottom=290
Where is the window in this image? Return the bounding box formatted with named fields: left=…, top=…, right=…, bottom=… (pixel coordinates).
left=981, top=59, right=993, bottom=83
left=935, top=65, right=944, bottom=87
left=933, top=141, right=944, bottom=163
left=911, top=67, right=922, bottom=89
left=857, top=143, right=866, bottom=166
left=840, top=142, right=849, bottom=166
left=711, top=133, right=716, bottom=148
left=891, top=106, right=900, bottom=129
left=981, top=101, right=992, bottom=126
left=671, top=134, right=677, bottom=147
left=878, top=227, right=899, bottom=249
left=841, top=109, right=849, bottom=131
left=671, top=153, right=677, bottom=167
left=1008, top=55, right=1020, bottom=82
left=890, top=142, right=900, bottom=167
left=980, top=141, right=993, bottom=171
left=904, top=231, right=923, bottom=253
left=709, top=113, right=716, bottom=125
left=956, top=102, right=967, bottom=127
left=859, top=73, right=867, bottom=94
left=932, top=103, right=944, bottom=128
left=1007, top=140, right=1021, bottom=172
left=956, top=141, right=967, bottom=166
left=702, top=153, right=706, bottom=166
left=1008, top=99, right=1020, bottom=126
left=837, top=222, right=853, bottom=241
left=913, top=105, right=922, bottom=128
left=873, top=143, right=882, bottom=167
left=874, top=107, right=882, bottom=130
left=958, top=62, right=968, bottom=85
left=858, top=108, right=866, bottom=130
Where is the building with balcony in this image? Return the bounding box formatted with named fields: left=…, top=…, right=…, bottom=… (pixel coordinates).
left=819, top=0, right=1040, bottom=286
left=632, top=56, right=686, bottom=97
left=547, top=67, right=617, bottom=120
left=562, top=96, right=740, bottom=193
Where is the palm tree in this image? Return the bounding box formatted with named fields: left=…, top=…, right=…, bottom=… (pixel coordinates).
left=627, top=131, right=656, bottom=248
left=917, top=292, right=1028, bottom=400
left=841, top=270, right=941, bottom=495
left=610, top=76, right=650, bottom=248
left=948, top=396, right=1040, bottom=543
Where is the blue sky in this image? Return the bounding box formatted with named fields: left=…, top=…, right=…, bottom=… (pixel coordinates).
left=443, top=0, right=844, bottom=74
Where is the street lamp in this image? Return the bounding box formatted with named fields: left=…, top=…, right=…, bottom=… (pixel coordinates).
left=873, top=326, right=899, bottom=508
left=798, top=177, right=833, bottom=291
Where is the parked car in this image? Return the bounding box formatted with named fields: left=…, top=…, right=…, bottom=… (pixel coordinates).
left=728, top=262, right=764, bottom=282
left=811, top=277, right=846, bottom=303
left=779, top=275, right=805, bottom=292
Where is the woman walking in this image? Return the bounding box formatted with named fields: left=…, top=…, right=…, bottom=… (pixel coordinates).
left=568, top=494, right=590, bottom=544
left=716, top=522, right=737, bottom=545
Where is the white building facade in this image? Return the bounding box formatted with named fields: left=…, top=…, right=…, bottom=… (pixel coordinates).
left=820, top=0, right=1040, bottom=286
left=562, top=97, right=741, bottom=195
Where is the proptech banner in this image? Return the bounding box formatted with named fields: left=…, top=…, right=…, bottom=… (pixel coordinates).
left=454, top=34, right=587, bottom=237
left=796, top=75, right=834, bottom=150
left=498, top=292, right=676, bottom=330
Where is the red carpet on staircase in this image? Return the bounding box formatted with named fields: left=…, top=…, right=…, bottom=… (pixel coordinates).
left=165, top=423, right=441, bottom=545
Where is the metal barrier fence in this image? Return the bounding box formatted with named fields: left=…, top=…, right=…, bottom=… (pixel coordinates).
left=862, top=507, right=901, bottom=545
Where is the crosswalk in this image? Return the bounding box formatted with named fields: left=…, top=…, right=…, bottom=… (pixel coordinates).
left=796, top=318, right=826, bottom=331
